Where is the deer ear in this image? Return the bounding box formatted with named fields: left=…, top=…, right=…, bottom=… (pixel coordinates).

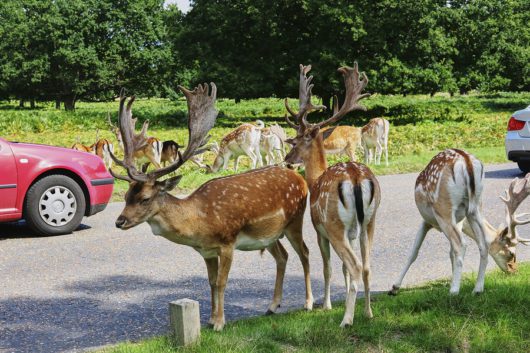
left=160, top=175, right=182, bottom=192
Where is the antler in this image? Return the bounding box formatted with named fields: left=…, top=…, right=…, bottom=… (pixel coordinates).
left=284, top=64, right=326, bottom=130
left=108, top=89, right=149, bottom=182
left=314, top=62, right=370, bottom=129
left=500, top=173, right=530, bottom=244
left=145, top=83, right=218, bottom=180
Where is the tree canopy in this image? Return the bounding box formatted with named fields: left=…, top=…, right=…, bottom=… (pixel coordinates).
left=0, top=0, right=529, bottom=108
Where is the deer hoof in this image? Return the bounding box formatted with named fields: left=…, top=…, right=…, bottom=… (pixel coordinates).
left=388, top=285, right=400, bottom=296
left=265, top=309, right=275, bottom=316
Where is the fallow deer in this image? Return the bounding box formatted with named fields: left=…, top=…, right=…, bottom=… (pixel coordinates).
left=389, top=149, right=530, bottom=296
left=108, top=113, right=163, bottom=170
left=320, top=126, right=362, bottom=161
left=361, top=117, right=389, bottom=166
left=71, top=132, right=114, bottom=169
left=160, top=139, right=212, bottom=169
left=207, top=123, right=263, bottom=172
left=259, top=122, right=286, bottom=165
left=284, top=63, right=379, bottom=327
left=109, top=85, right=313, bottom=331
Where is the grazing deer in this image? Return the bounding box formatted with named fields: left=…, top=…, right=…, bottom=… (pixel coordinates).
left=389, top=149, right=530, bottom=297
left=160, top=139, right=213, bottom=169
left=361, top=117, right=389, bottom=165
left=320, top=126, right=362, bottom=161
left=71, top=132, right=114, bottom=169
left=108, top=113, right=163, bottom=170
left=207, top=123, right=263, bottom=172
left=109, top=85, right=313, bottom=331
left=284, top=63, right=379, bottom=327
left=260, top=123, right=287, bottom=165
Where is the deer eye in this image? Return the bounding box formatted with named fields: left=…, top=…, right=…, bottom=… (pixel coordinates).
left=140, top=198, right=150, bottom=205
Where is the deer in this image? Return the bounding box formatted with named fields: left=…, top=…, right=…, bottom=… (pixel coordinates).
left=284, top=63, right=380, bottom=328
left=160, top=139, right=213, bottom=169
left=71, top=131, right=114, bottom=169
left=389, top=149, right=530, bottom=297
left=108, top=85, right=314, bottom=331
left=107, top=113, right=163, bottom=170
left=206, top=123, right=263, bottom=173
left=361, top=117, right=389, bottom=166
left=320, top=126, right=362, bottom=162
left=259, top=122, right=287, bottom=165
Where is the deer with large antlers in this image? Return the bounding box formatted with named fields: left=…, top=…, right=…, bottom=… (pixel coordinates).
left=284, top=63, right=379, bottom=327
left=389, top=150, right=530, bottom=296
left=109, top=86, right=313, bottom=331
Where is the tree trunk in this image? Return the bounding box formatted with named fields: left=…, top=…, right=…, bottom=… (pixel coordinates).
left=55, top=99, right=61, bottom=109
left=63, top=95, right=76, bottom=111
left=30, top=100, right=36, bottom=109
left=19, top=99, right=25, bottom=108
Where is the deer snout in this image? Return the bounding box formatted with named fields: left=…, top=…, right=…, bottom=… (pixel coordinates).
left=115, top=215, right=127, bottom=229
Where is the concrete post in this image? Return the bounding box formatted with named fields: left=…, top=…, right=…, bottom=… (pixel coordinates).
left=169, top=299, right=201, bottom=346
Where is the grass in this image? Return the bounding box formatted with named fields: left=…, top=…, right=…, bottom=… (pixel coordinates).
left=1, top=92, right=529, bottom=199
left=101, top=263, right=530, bottom=353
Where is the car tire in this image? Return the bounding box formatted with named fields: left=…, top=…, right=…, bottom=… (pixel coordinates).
left=24, top=175, right=86, bottom=236
left=517, top=161, right=530, bottom=174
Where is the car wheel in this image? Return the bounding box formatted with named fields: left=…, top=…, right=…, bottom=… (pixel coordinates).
left=517, top=161, right=530, bottom=174
left=24, top=175, right=86, bottom=236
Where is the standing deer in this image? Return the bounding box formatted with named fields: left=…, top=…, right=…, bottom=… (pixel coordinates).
left=320, top=126, right=362, bottom=161
left=160, top=139, right=213, bottom=169
left=108, top=113, right=163, bottom=170
left=109, top=85, right=313, bottom=331
left=260, top=123, right=287, bottom=165
left=284, top=63, right=379, bottom=327
left=361, top=117, right=389, bottom=165
left=389, top=150, right=530, bottom=297
left=207, top=123, right=262, bottom=172
left=71, top=131, right=114, bottom=169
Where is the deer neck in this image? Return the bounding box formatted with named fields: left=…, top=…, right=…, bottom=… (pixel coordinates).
left=147, top=194, right=201, bottom=241
left=304, top=136, right=328, bottom=189
left=483, top=218, right=503, bottom=245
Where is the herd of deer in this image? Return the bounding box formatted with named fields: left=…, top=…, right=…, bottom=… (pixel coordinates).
left=72, top=99, right=389, bottom=174
left=92, top=62, right=529, bottom=332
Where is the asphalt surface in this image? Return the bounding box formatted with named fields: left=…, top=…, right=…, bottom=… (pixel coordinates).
left=1, top=163, right=530, bottom=353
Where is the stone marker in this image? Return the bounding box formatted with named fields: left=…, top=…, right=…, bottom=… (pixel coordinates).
left=169, top=299, right=201, bottom=346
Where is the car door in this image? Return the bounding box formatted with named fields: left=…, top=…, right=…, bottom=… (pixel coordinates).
left=0, top=139, right=17, bottom=214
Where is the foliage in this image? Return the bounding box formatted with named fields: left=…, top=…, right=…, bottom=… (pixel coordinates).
left=101, top=263, right=530, bottom=352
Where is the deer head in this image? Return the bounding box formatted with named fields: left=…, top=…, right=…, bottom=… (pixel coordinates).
left=284, top=63, right=369, bottom=165
left=490, top=174, right=530, bottom=272
left=109, top=85, right=218, bottom=229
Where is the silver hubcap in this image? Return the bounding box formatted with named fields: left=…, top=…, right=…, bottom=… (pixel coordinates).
left=39, top=186, right=77, bottom=226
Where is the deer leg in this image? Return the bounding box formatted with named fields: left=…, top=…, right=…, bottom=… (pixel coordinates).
left=204, top=257, right=219, bottom=325
left=390, top=221, right=432, bottom=295
left=384, top=139, right=389, bottom=166
left=437, top=218, right=467, bottom=295
left=333, top=239, right=362, bottom=327
left=241, top=145, right=258, bottom=169
left=375, top=141, right=383, bottom=165
left=467, top=210, right=489, bottom=294
left=316, top=231, right=332, bottom=310
left=346, top=145, right=356, bottom=162
left=213, top=246, right=234, bottom=331
left=285, top=217, right=314, bottom=311
left=265, top=240, right=288, bottom=314
left=361, top=218, right=375, bottom=318
left=363, top=143, right=369, bottom=164
left=222, top=151, right=232, bottom=171
left=233, top=155, right=241, bottom=171
left=255, top=144, right=263, bottom=167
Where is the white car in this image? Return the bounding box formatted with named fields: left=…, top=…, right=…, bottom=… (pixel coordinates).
left=506, top=105, right=530, bottom=173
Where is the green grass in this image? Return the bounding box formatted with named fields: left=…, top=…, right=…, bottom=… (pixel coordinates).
left=1, top=92, right=528, bottom=200
left=101, top=263, right=530, bottom=353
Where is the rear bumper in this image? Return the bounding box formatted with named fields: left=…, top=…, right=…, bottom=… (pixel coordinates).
left=505, top=132, right=530, bottom=160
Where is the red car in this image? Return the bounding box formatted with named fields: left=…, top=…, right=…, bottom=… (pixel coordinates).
left=0, top=137, right=114, bottom=235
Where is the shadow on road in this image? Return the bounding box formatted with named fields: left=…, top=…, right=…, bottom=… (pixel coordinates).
left=0, top=273, right=371, bottom=352
left=0, top=221, right=91, bottom=240
left=484, top=167, right=523, bottom=180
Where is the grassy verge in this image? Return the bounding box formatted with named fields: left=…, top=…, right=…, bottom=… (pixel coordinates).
left=101, top=263, right=530, bottom=353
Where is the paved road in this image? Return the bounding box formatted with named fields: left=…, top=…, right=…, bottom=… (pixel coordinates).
left=1, top=163, right=530, bottom=353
